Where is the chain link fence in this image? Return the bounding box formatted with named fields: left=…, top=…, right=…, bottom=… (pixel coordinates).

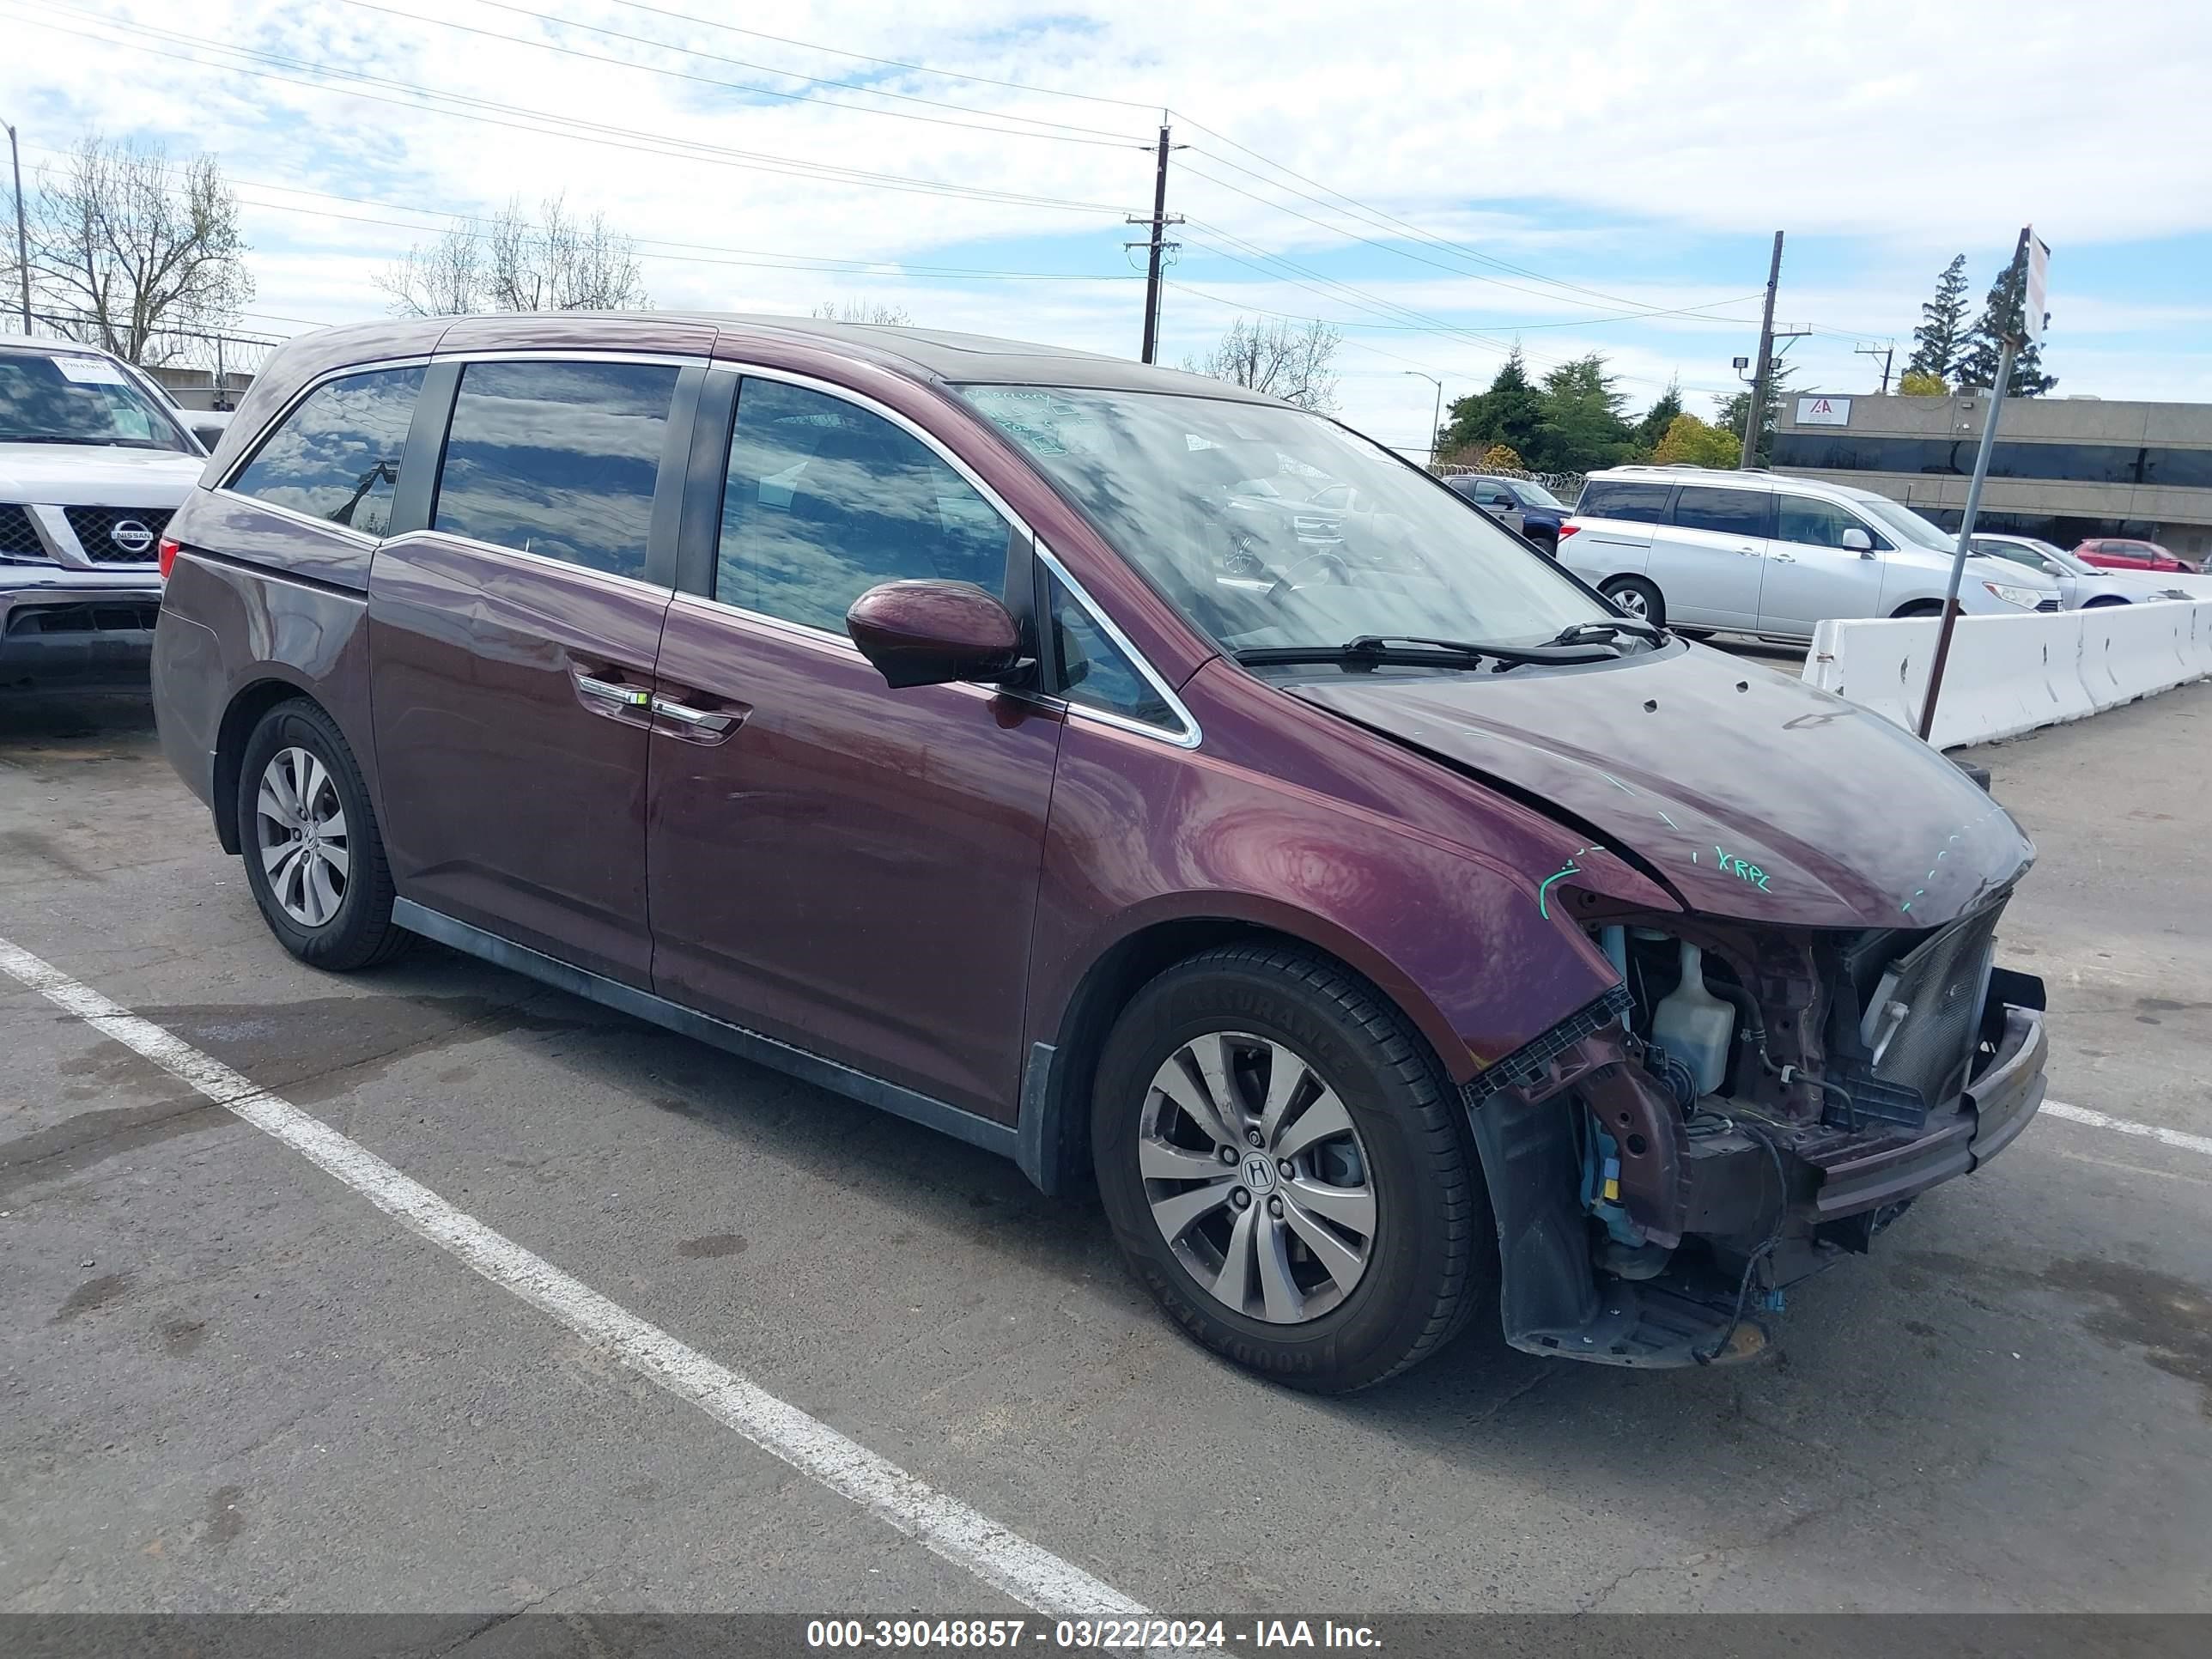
left=1431, top=459, right=1588, bottom=504
left=20, top=309, right=284, bottom=408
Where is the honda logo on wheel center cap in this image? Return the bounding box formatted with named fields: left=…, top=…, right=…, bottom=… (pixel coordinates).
left=1242, top=1152, right=1278, bottom=1194
left=108, top=520, right=155, bottom=555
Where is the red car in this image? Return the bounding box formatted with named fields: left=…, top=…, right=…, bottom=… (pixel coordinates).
left=151, top=313, right=2050, bottom=1390
left=2073, top=537, right=2197, bottom=574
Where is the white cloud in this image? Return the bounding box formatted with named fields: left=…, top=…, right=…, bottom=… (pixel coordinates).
left=3, top=0, right=2206, bottom=441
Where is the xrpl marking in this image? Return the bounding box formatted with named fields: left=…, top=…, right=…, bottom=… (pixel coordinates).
left=0, top=934, right=1152, bottom=1620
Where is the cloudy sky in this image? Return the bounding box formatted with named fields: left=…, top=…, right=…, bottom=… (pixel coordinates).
left=5, top=0, right=2210, bottom=450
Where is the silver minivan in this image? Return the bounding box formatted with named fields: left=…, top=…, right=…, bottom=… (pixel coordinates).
left=1557, top=466, right=2057, bottom=637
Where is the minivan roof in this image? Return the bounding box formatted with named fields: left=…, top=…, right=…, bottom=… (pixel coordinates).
left=1583, top=465, right=1900, bottom=509
left=241, top=312, right=1285, bottom=407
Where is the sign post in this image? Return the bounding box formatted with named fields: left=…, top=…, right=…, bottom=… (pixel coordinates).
left=1917, top=228, right=2048, bottom=742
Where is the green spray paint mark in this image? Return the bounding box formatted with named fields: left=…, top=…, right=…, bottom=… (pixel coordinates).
left=1536, top=863, right=1579, bottom=920
left=1712, top=845, right=1772, bottom=892
left=1536, top=846, right=1605, bottom=919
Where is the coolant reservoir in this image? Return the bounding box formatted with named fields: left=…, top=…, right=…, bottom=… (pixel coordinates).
left=1651, top=941, right=1735, bottom=1098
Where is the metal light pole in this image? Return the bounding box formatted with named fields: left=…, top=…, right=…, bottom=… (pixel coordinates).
left=1914, top=337, right=2016, bottom=739
left=1403, top=371, right=1443, bottom=464
left=4, top=118, right=29, bottom=333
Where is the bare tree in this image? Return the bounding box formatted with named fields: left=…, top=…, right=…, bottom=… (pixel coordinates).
left=25, top=135, right=252, bottom=364
left=1184, top=317, right=1341, bottom=410
left=811, top=299, right=912, bottom=325
left=378, top=193, right=647, bottom=316
left=375, top=223, right=480, bottom=318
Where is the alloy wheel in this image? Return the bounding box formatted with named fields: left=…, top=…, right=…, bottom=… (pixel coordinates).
left=254, top=745, right=350, bottom=927
left=1608, top=584, right=1650, bottom=617
left=1138, top=1031, right=1377, bottom=1323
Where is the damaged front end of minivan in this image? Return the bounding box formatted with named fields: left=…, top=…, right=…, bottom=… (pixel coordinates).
left=1462, top=897, right=2047, bottom=1366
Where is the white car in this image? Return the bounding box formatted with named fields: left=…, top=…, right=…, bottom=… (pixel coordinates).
left=1968, top=532, right=2190, bottom=609
left=1556, top=465, right=2059, bottom=638
left=2, top=334, right=209, bottom=692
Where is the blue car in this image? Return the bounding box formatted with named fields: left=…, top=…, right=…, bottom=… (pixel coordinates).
left=1446, top=474, right=1568, bottom=551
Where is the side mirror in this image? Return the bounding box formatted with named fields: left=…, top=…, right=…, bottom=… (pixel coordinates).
left=1841, top=526, right=1875, bottom=556
left=190, top=421, right=228, bottom=452
left=846, top=580, right=1025, bottom=690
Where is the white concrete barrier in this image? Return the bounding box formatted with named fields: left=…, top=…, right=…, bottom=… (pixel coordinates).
left=1802, top=600, right=2212, bottom=750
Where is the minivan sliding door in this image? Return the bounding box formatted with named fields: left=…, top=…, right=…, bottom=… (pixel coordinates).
left=368, top=357, right=702, bottom=987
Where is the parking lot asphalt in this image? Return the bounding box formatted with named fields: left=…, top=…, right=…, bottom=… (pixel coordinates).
left=3, top=683, right=2209, bottom=1617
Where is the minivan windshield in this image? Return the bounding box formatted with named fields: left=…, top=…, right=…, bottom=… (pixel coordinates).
left=1851, top=494, right=1954, bottom=552
left=0, top=350, right=193, bottom=452
left=960, top=386, right=1613, bottom=654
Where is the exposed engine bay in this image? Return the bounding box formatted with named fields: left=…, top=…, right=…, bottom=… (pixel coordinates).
left=1461, top=898, right=2050, bottom=1368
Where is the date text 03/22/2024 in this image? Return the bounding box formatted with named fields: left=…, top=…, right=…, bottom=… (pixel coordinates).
left=805, top=1618, right=1382, bottom=1650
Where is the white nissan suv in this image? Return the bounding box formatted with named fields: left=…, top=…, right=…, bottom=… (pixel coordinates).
left=2, top=336, right=209, bottom=693
left=1556, top=465, right=2057, bottom=638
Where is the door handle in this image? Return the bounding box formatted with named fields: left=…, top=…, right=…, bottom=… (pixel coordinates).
left=1770, top=551, right=1797, bottom=563
left=573, top=671, right=650, bottom=709
left=651, top=695, right=741, bottom=736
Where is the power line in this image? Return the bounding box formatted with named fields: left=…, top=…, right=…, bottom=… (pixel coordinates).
left=19, top=142, right=1137, bottom=285
left=333, top=0, right=1149, bottom=149
left=3, top=3, right=1138, bottom=217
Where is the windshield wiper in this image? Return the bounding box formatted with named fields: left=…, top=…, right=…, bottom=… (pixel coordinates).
left=1547, top=618, right=1667, bottom=647
left=1232, top=634, right=1620, bottom=672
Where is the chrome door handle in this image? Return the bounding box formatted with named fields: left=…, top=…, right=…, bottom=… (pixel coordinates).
left=574, top=672, right=649, bottom=708
left=1771, top=551, right=1797, bottom=563
left=651, top=696, right=738, bottom=734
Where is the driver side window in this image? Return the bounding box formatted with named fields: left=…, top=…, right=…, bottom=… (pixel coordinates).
left=717, top=378, right=1012, bottom=633
left=1776, top=495, right=1887, bottom=550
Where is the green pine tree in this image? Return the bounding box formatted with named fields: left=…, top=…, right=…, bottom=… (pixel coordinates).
left=1633, top=379, right=1684, bottom=453
left=1530, top=353, right=1635, bottom=473
left=1955, top=254, right=2056, bottom=398
left=1905, top=255, right=1972, bottom=382
left=1436, top=346, right=1544, bottom=459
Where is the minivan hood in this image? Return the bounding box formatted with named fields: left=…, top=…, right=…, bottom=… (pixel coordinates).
left=1287, top=643, right=2032, bottom=929
left=0, top=444, right=204, bottom=506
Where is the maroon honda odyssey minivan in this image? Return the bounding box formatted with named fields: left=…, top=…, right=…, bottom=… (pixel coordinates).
left=152, top=313, right=2048, bottom=1391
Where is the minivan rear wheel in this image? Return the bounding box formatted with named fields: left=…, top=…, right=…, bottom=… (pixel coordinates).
left=1601, top=574, right=1664, bottom=625
left=237, top=699, right=410, bottom=971
left=1092, top=945, right=1492, bottom=1393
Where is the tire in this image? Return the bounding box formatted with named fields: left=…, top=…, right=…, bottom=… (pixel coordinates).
left=235, top=698, right=410, bottom=971
left=2082, top=596, right=2127, bottom=609
left=1893, top=600, right=1943, bottom=619
left=1601, top=574, right=1664, bottom=626
left=1091, top=944, right=1493, bottom=1394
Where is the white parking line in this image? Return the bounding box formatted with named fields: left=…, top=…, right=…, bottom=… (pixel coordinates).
left=0, top=936, right=1150, bottom=1620
left=2043, top=1099, right=2212, bottom=1161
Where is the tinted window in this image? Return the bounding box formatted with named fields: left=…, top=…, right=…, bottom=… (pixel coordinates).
left=1047, top=574, right=1172, bottom=727
left=1775, top=495, right=1883, bottom=550
left=233, top=367, right=423, bottom=533
left=1672, top=486, right=1771, bottom=537
left=433, top=361, right=678, bottom=579
left=717, top=378, right=1009, bottom=633
left=1577, top=480, right=1673, bottom=524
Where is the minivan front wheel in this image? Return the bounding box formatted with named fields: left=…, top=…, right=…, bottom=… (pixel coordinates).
left=237, top=699, right=409, bottom=971
left=1093, top=945, right=1492, bottom=1393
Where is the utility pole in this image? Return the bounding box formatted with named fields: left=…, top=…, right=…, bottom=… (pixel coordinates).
left=5, top=118, right=29, bottom=334
left=1855, top=340, right=1895, bottom=394
left=1739, top=231, right=1785, bottom=469
left=1127, top=121, right=1182, bottom=365
left=1402, top=371, right=1444, bottom=464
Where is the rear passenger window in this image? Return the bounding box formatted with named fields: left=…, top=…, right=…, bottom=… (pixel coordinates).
left=1577, top=480, right=1673, bottom=524
left=1046, top=573, right=1172, bottom=729
left=231, top=367, right=423, bottom=535
left=716, top=378, right=1010, bottom=634
left=1672, top=486, right=1771, bottom=537
left=433, top=361, right=678, bottom=580
left=1776, top=495, right=1884, bottom=550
